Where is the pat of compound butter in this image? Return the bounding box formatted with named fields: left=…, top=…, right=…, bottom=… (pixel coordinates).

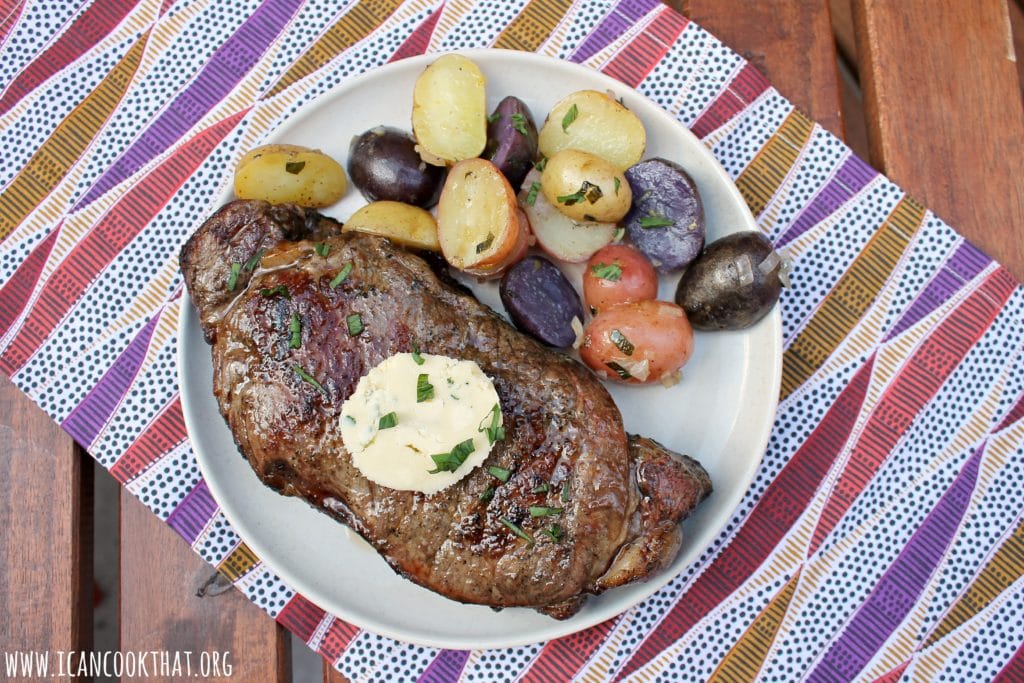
left=340, top=352, right=501, bottom=494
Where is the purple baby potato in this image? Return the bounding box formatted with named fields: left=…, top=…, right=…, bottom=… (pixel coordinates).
left=348, top=127, right=446, bottom=207
left=623, top=158, right=705, bottom=273
left=499, top=255, right=584, bottom=348
left=484, top=96, right=539, bottom=190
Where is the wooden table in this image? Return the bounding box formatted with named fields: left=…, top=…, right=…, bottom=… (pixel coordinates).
left=2, top=1, right=1023, bottom=680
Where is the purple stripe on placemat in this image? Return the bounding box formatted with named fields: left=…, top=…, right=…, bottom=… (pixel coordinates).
left=418, top=650, right=470, bottom=683
left=807, top=445, right=981, bottom=682
left=166, top=479, right=218, bottom=543
left=778, top=153, right=878, bottom=246
left=61, top=313, right=159, bottom=448
left=73, top=0, right=302, bottom=210
left=569, top=0, right=660, bottom=63
left=884, top=242, right=992, bottom=342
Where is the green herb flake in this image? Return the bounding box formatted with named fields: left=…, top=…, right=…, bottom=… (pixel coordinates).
left=329, top=262, right=353, bottom=289
left=478, top=403, right=505, bottom=445
left=344, top=415, right=356, bottom=425
left=315, top=242, right=330, bottom=257
left=226, top=262, right=241, bottom=291
left=428, top=439, right=475, bottom=474
left=639, top=212, right=675, bottom=229
left=534, top=157, right=548, bottom=172
left=531, top=483, right=549, bottom=494
left=529, top=505, right=563, bottom=518
left=479, top=487, right=495, bottom=503
left=346, top=313, right=363, bottom=336
left=541, top=524, right=565, bottom=542
left=416, top=373, right=434, bottom=403
left=557, top=180, right=602, bottom=207
left=260, top=285, right=290, bottom=298
left=561, top=480, right=570, bottom=503
left=561, top=103, right=579, bottom=133
left=285, top=160, right=306, bottom=174
left=243, top=249, right=266, bottom=272
left=590, top=262, right=623, bottom=282
left=614, top=176, right=621, bottom=195
left=378, top=412, right=398, bottom=430
left=411, top=343, right=425, bottom=365
left=605, top=361, right=632, bottom=381
left=475, top=232, right=495, bottom=254
left=525, top=181, right=541, bottom=207
left=609, top=329, right=634, bottom=356
left=500, top=517, right=534, bottom=545
left=488, top=465, right=512, bottom=483
left=487, top=111, right=500, bottom=124
left=293, top=365, right=327, bottom=395
left=510, top=113, right=529, bottom=136
left=289, top=312, right=302, bottom=349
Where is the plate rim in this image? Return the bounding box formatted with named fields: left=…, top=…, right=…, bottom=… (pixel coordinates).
left=176, top=48, right=782, bottom=649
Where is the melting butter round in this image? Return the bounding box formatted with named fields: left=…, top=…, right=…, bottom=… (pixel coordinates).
left=340, top=352, right=501, bottom=494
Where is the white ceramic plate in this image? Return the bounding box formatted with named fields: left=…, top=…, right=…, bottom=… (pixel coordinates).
left=178, top=49, right=781, bottom=649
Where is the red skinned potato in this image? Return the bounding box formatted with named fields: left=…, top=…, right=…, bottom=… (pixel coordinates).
left=623, top=158, right=705, bottom=273
left=437, top=158, right=531, bottom=277
left=484, top=96, right=539, bottom=190
left=583, top=244, right=658, bottom=314
left=580, top=300, right=694, bottom=384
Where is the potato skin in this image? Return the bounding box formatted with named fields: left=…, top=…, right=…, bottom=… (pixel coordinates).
left=541, top=149, right=631, bottom=223
left=580, top=300, right=693, bottom=384
left=234, top=144, right=347, bottom=207
left=623, top=158, right=705, bottom=273
left=484, top=96, right=538, bottom=190
left=583, top=244, right=658, bottom=314
left=674, top=231, right=783, bottom=330
left=343, top=200, right=439, bottom=251
left=348, top=127, right=445, bottom=207
left=499, top=255, right=584, bottom=348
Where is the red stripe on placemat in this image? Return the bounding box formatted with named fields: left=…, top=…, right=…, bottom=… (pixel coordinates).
left=0, top=0, right=24, bottom=43
left=521, top=619, right=614, bottom=682
left=0, top=109, right=247, bottom=375
left=0, top=225, right=59, bottom=337
left=276, top=594, right=327, bottom=643
left=995, top=640, right=1024, bottom=682
left=0, top=0, right=140, bottom=116
left=599, top=8, right=687, bottom=88
left=317, top=617, right=360, bottom=662
left=691, top=62, right=770, bottom=138
left=871, top=660, right=910, bottom=682
left=994, top=391, right=1024, bottom=433
left=388, top=3, right=442, bottom=62
left=614, top=355, right=875, bottom=681
left=109, top=396, right=186, bottom=483
left=808, top=267, right=1019, bottom=555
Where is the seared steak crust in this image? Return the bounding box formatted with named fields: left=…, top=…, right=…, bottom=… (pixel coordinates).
left=180, top=199, right=712, bottom=617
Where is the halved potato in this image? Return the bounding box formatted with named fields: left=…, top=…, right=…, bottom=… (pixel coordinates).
left=343, top=200, right=439, bottom=251
left=437, top=158, right=531, bottom=276
left=518, top=169, right=615, bottom=263
left=538, top=90, right=646, bottom=170
left=540, top=149, right=631, bottom=223
left=412, top=54, right=487, bottom=166
left=234, top=144, right=347, bottom=207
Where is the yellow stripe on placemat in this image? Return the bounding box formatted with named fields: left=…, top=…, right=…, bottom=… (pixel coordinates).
left=0, top=34, right=148, bottom=240
left=707, top=572, right=800, bottom=682
left=734, top=109, right=814, bottom=218
left=492, top=0, right=572, bottom=52
left=218, top=542, right=261, bottom=581
left=781, top=196, right=925, bottom=400
left=264, top=0, right=403, bottom=99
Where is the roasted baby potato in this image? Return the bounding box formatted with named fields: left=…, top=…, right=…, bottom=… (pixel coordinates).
left=623, top=158, right=705, bottom=273
left=583, top=244, right=658, bottom=314
left=500, top=255, right=584, bottom=348
left=343, top=200, right=440, bottom=252
left=348, top=127, right=445, bottom=207
left=541, top=149, right=631, bottom=223
left=437, top=158, right=531, bottom=276
left=234, top=144, right=347, bottom=207
left=412, top=54, right=487, bottom=166
left=580, top=300, right=694, bottom=384
left=674, top=231, right=784, bottom=330
left=484, top=96, right=539, bottom=190
left=538, top=90, right=646, bottom=170
left=519, top=169, right=615, bottom=263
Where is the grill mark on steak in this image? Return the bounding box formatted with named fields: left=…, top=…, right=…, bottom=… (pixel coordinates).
left=180, top=199, right=712, bottom=618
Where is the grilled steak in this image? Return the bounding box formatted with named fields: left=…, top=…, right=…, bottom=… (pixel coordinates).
left=180, top=199, right=712, bottom=618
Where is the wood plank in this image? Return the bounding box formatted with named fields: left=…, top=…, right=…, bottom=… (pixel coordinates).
left=682, top=0, right=846, bottom=139
left=0, top=378, right=92, bottom=678
left=1011, top=0, right=1024, bottom=95
left=119, top=491, right=290, bottom=682
left=853, top=0, right=1024, bottom=280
